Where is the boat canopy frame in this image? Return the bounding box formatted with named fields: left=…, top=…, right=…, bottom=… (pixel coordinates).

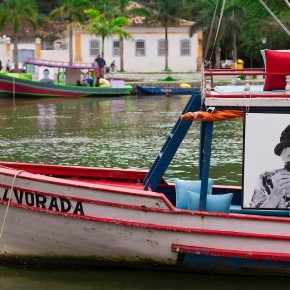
left=24, top=58, right=101, bottom=86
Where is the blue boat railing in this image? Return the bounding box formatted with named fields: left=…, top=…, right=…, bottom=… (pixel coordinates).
left=143, top=90, right=201, bottom=191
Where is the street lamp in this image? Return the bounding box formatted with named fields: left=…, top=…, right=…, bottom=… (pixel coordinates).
left=261, top=37, right=267, bottom=45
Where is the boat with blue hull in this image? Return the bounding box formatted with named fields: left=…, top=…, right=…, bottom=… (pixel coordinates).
left=136, top=85, right=198, bottom=95
left=2, top=58, right=290, bottom=275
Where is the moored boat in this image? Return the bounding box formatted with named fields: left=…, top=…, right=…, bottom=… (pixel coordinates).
left=0, top=59, right=132, bottom=98
left=136, top=85, right=198, bottom=95
left=2, top=56, right=290, bottom=275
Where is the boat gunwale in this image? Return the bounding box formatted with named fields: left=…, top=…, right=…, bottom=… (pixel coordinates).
left=1, top=168, right=290, bottom=223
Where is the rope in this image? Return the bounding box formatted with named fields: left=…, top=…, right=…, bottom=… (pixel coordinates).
left=259, top=0, right=290, bottom=37
left=284, top=0, right=290, bottom=9
left=0, top=170, right=24, bottom=240
left=209, top=0, right=226, bottom=63
left=204, top=0, right=219, bottom=61
left=244, top=91, right=252, bottom=113
left=200, top=62, right=205, bottom=106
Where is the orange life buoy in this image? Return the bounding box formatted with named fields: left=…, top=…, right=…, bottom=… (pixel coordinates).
left=90, top=69, right=101, bottom=79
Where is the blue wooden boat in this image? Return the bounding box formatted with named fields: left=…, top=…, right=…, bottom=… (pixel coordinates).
left=136, top=85, right=198, bottom=95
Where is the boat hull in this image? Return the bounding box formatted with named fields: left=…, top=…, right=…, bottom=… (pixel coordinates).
left=1, top=162, right=290, bottom=275
left=136, top=85, right=198, bottom=95
left=0, top=74, right=132, bottom=97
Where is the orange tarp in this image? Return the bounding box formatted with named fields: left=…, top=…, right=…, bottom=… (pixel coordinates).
left=180, top=110, right=244, bottom=122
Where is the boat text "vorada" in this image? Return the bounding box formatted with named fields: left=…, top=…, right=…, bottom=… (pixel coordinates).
left=0, top=188, right=84, bottom=215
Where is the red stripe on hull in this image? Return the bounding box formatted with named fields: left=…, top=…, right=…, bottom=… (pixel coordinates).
left=0, top=81, right=84, bottom=97
left=0, top=77, right=131, bottom=97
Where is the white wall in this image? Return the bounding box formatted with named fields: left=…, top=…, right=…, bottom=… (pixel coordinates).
left=0, top=25, right=199, bottom=73
left=41, top=50, right=69, bottom=63
left=79, top=26, right=198, bottom=73
left=0, top=37, right=7, bottom=68
left=126, top=26, right=197, bottom=72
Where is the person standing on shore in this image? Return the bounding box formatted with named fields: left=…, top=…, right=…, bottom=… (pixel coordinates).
left=6, top=60, right=11, bottom=72
left=95, top=54, right=106, bottom=77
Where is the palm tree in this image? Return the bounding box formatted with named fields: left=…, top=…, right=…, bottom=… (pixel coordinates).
left=83, top=9, right=131, bottom=59
left=142, top=0, right=182, bottom=71
left=188, top=0, right=222, bottom=67
left=0, top=0, right=38, bottom=72
left=189, top=0, right=244, bottom=69
left=112, top=0, right=150, bottom=71
left=49, top=0, right=91, bottom=64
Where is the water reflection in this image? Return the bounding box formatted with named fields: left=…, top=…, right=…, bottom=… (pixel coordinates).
left=37, top=104, right=57, bottom=132
left=0, top=95, right=243, bottom=184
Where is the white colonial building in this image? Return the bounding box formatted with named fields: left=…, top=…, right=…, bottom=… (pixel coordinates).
left=0, top=9, right=202, bottom=73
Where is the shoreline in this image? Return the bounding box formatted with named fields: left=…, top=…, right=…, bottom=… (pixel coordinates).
left=112, top=72, right=264, bottom=94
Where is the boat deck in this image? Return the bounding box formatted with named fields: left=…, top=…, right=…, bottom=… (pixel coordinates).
left=204, top=69, right=290, bottom=108
left=205, top=85, right=290, bottom=107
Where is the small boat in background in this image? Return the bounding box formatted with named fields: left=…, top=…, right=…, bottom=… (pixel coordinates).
left=136, top=85, right=198, bottom=95
left=0, top=58, right=132, bottom=98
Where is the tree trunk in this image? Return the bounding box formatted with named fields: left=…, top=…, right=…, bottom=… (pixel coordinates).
left=165, top=25, right=168, bottom=71
left=215, top=47, right=221, bottom=68
left=231, top=0, right=237, bottom=69
left=13, top=35, right=19, bottom=72
left=69, top=27, right=73, bottom=65
left=102, top=35, right=105, bottom=58
left=120, top=36, right=124, bottom=72
left=232, top=32, right=237, bottom=68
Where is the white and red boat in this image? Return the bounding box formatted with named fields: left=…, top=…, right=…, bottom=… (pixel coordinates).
left=2, top=49, right=290, bottom=275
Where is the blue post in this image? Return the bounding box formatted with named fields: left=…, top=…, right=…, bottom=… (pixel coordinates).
left=198, top=121, right=206, bottom=179
left=199, top=122, right=213, bottom=210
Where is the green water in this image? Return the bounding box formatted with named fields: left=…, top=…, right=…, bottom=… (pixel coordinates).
left=0, top=95, right=243, bottom=184
left=0, top=95, right=256, bottom=288
left=0, top=266, right=289, bottom=290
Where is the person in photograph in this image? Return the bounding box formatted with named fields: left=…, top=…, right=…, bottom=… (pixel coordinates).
left=39, top=69, right=54, bottom=83
left=250, top=124, right=290, bottom=208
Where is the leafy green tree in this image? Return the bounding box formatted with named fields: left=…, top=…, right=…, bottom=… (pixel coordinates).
left=188, top=0, right=244, bottom=68
left=49, top=0, right=91, bottom=64
left=83, top=8, right=131, bottom=59
left=0, top=0, right=38, bottom=72
left=92, top=0, right=116, bottom=18
left=187, top=0, right=219, bottom=63
left=238, top=0, right=290, bottom=67
left=37, top=0, right=58, bottom=15
left=186, top=0, right=289, bottom=68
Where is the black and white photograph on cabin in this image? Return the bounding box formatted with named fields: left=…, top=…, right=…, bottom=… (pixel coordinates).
left=243, top=113, right=290, bottom=209
left=38, top=66, right=54, bottom=83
